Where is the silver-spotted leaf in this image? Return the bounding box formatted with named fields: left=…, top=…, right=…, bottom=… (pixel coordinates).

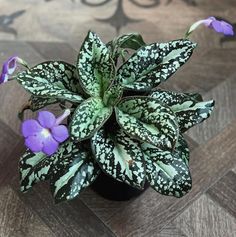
left=111, top=33, right=146, bottom=50
left=142, top=135, right=191, bottom=197
left=70, top=97, right=113, bottom=140
left=91, top=129, right=146, bottom=189
left=30, top=96, right=58, bottom=111
left=103, top=82, right=123, bottom=107
left=115, top=96, right=179, bottom=150
left=19, top=150, right=55, bottom=192
left=50, top=142, right=100, bottom=203
left=150, top=89, right=214, bottom=132
left=77, top=31, right=115, bottom=97
left=17, top=61, right=84, bottom=103
left=117, top=39, right=196, bottom=91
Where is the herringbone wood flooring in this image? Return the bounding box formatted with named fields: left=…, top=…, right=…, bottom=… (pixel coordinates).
left=0, top=1, right=236, bottom=236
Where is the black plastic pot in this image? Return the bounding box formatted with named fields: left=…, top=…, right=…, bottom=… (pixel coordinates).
left=90, top=172, right=149, bottom=201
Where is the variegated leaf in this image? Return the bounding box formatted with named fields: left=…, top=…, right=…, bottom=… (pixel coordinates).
left=117, top=39, right=196, bottom=91
left=19, top=150, right=54, bottom=192
left=142, top=135, right=191, bottom=197
left=150, top=89, right=214, bottom=132
left=29, top=96, right=58, bottom=111
left=143, top=134, right=189, bottom=165
left=91, top=129, right=146, bottom=189
left=109, top=33, right=146, bottom=50
left=115, top=96, right=179, bottom=150
left=17, top=61, right=83, bottom=103
left=103, top=82, right=123, bottom=107
left=50, top=142, right=100, bottom=203
left=70, top=97, right=113, bottom=140
left=77, top=31, right=115, bottom=97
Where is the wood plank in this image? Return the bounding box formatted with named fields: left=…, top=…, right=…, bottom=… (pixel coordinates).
left=187, top=73, right=236, bottom=144
left=172, top=194, right=236, bottom=237
left=0, top=185, right=55, bottom=237
left=207, top=171, right=236, bottom=218
left=0, top=120, right=19, bottom=166
left=101, top=119, right=236, bottom=236
left=28, top=41, right=78, bottom=65
left=158, top=225, right=187, bottom=237
left=173, top=195, right=236, bottom=237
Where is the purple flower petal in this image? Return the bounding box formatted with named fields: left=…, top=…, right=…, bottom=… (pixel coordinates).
left=42, top=136, right=59, bottom=156
left=0, top=73, right=8, bottom=84
left=221, top=21, right=234, bottom=36
left=211, top=20, right=223, bottom=33
left=6, top=56, right=18, bottom=75
left=203, top=16, right=216, bottom=27
left=21, top=119, right=44, bottom=138
left=51, top=125, right=69, bottom=142
left=25, top=135, right=44, bottom=153
left=38, top=111, right=56, bottom=129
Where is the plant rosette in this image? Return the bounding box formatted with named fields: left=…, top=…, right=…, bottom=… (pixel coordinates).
left=0, top=17, right=233, bottom=203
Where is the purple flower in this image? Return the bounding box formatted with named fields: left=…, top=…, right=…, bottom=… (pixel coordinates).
left=0, top=56, right=28, bottom=84
left=21, top=109, right=70, bottom=156
left=186, top=16, right=234, bottom=37
left=203, top=17, right=234, bottom=36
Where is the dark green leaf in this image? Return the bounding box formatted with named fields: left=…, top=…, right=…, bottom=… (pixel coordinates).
left=50, top=142, right=100, bottom=203
left=150, top=89, right=214, bottom=132
left=103, top=82, right=123, bottom=107
left=108, top=33, right=146, bottom=53
left=17, top=61, right=84, bottom=103
left=142, top=135, right=191, bottom=197
left=117, top=39, right=196, bottom=91
left=19, top=150, right=54, bottom=192
left=77, top=31, right=115, bottom=97
left=30, top=96, right=58, bottom=111
left=91, top=129, right=146, bottom=189
left=70, top=97, right=113, bottom=140
left=115, top=96, right=179, bottom=150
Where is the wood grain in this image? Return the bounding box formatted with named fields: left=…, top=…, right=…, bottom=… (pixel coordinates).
left=207, top=171, right=236, bottom=218
left=0, top=186, right=55, bottom=237
left=172, top=194, right=236, bottom=237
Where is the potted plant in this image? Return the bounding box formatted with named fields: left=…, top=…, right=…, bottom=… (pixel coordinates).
left=0, top=17, right=233, bottom=203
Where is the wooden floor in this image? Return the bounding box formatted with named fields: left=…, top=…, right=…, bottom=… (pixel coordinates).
left=0, top=1, right=236, bottom=236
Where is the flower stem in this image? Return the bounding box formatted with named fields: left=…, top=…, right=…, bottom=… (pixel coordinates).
left=55, top=109, right=71, bottom=125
